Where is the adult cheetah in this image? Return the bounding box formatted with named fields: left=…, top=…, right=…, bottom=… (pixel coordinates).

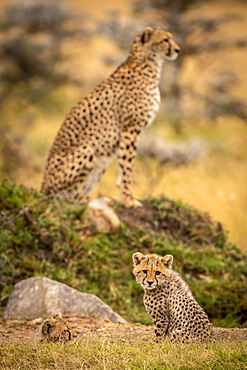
left=132, top=252, right=212, bottom=342
left=41, top=27, right=180, bottom=207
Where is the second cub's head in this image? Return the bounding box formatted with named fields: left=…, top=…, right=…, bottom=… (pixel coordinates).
left=132, top=252, right=173, bottom=290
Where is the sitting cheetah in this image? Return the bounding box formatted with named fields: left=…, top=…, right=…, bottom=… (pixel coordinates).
left=41, top=312, right=77, bottom=343
left=132, top=252, right=212, bottom=342
left=41, top=27, right=180, bottom=207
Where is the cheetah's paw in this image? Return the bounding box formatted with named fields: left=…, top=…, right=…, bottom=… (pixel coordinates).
left=123, top=198, right=143, bottom=208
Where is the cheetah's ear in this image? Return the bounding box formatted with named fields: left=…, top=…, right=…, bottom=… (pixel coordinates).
left=42, top=321, right=52, bottom=334
left=141, top=27, right=154, bottom=44
left=54, top=312, right=62, bottom=320
left=161, top=255, right=173, bottom=269
left=132, top=252, right=145, bottom=266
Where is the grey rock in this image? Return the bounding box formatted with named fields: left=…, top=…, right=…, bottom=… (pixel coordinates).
left=4, top=277, right=127, bottom=324
left=138, top=137, right=206, bottom=166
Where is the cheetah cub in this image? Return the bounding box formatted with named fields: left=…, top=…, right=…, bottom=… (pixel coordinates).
left=41, top=27, right=180, bottom=207
left=41, top=312, right=77, bottom=343
left=132, top=252, right=211, bottom=342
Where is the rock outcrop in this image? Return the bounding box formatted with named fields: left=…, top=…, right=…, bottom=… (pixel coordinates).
left=4, top=277, right=127, bottom=324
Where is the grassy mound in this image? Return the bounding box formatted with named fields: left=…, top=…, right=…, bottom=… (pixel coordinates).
left=0, top=180, right=246, bottom=327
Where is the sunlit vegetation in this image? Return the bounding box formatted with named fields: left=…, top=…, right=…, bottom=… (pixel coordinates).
left=1, top=181, right=246, bottom=327
left=1, top=339, right=247, bottom=370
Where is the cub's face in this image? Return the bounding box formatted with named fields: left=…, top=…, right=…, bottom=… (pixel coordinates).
left=132, top=252, right=174, bottom=290
left=140, top=27, right=180, bottom=61
left=41, top=313, right=77, bottom=343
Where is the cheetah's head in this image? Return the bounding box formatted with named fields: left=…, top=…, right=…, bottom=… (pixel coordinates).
left=134, top=27, right=180, bottom=62
left=41, top=312, right=77, bottom=343
left=132, top=252, right=173, bottom=290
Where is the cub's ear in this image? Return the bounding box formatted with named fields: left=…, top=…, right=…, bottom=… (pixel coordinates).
left=54, top=312, right=62, bottom=320
left=141, top=26, right=154, bottom=44
left=42, top=321, right=52, bottom=335
left=132, top=252, right=145, bottom=266
left=161, top=254, right=173, bottom=269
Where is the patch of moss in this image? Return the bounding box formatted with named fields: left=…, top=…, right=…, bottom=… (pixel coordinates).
left=0, top=180, right=246, bottom=327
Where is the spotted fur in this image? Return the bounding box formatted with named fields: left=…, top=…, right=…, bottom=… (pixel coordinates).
left=41, top=312, right=77, bottom=343
left=41, top=27, right=180, bottom=207
left=132, top=252, right=211, bottom=342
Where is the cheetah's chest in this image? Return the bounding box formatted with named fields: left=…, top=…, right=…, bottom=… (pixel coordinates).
left=145, top=87, right=160, bottom=128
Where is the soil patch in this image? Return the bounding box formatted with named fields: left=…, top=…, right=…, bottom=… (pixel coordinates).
left=116, top=198, right=225, bottom=247
left=0, top=317, right=246, bottom=345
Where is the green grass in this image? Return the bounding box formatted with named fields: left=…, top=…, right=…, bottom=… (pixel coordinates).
left=0, top=339, right=246, bottom=370
left=1, top=180, right=247, bottom=327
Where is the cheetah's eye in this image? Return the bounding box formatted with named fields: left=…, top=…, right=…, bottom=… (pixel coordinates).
left=164, top=38, right=169, bottom=43
left=142, top=270, right=147, bottom=274
left=155, top=271, right=161, bottom=275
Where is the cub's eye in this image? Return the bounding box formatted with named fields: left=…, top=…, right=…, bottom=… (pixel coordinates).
left=155, top=271, right=161, bottom=275
left=164, top=38, right=169, bottom=43
left=142, top=270, right=147, bottom=274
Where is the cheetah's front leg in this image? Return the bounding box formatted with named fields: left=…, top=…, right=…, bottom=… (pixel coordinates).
left=117, top=132, right=142, bottom=208
left=153, top=318, right=169, bottom=342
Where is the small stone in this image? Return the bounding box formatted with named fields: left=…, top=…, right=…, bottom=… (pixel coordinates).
left=85, top=197, right=120, bottom=233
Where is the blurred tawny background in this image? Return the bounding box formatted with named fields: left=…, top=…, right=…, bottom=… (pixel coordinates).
left=0, top=0, right=246, bottom=250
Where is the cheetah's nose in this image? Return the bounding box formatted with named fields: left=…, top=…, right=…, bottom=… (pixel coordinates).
left=147, top=281, right=153, bottom=286
left=175, top=48, right=180, bottom=53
